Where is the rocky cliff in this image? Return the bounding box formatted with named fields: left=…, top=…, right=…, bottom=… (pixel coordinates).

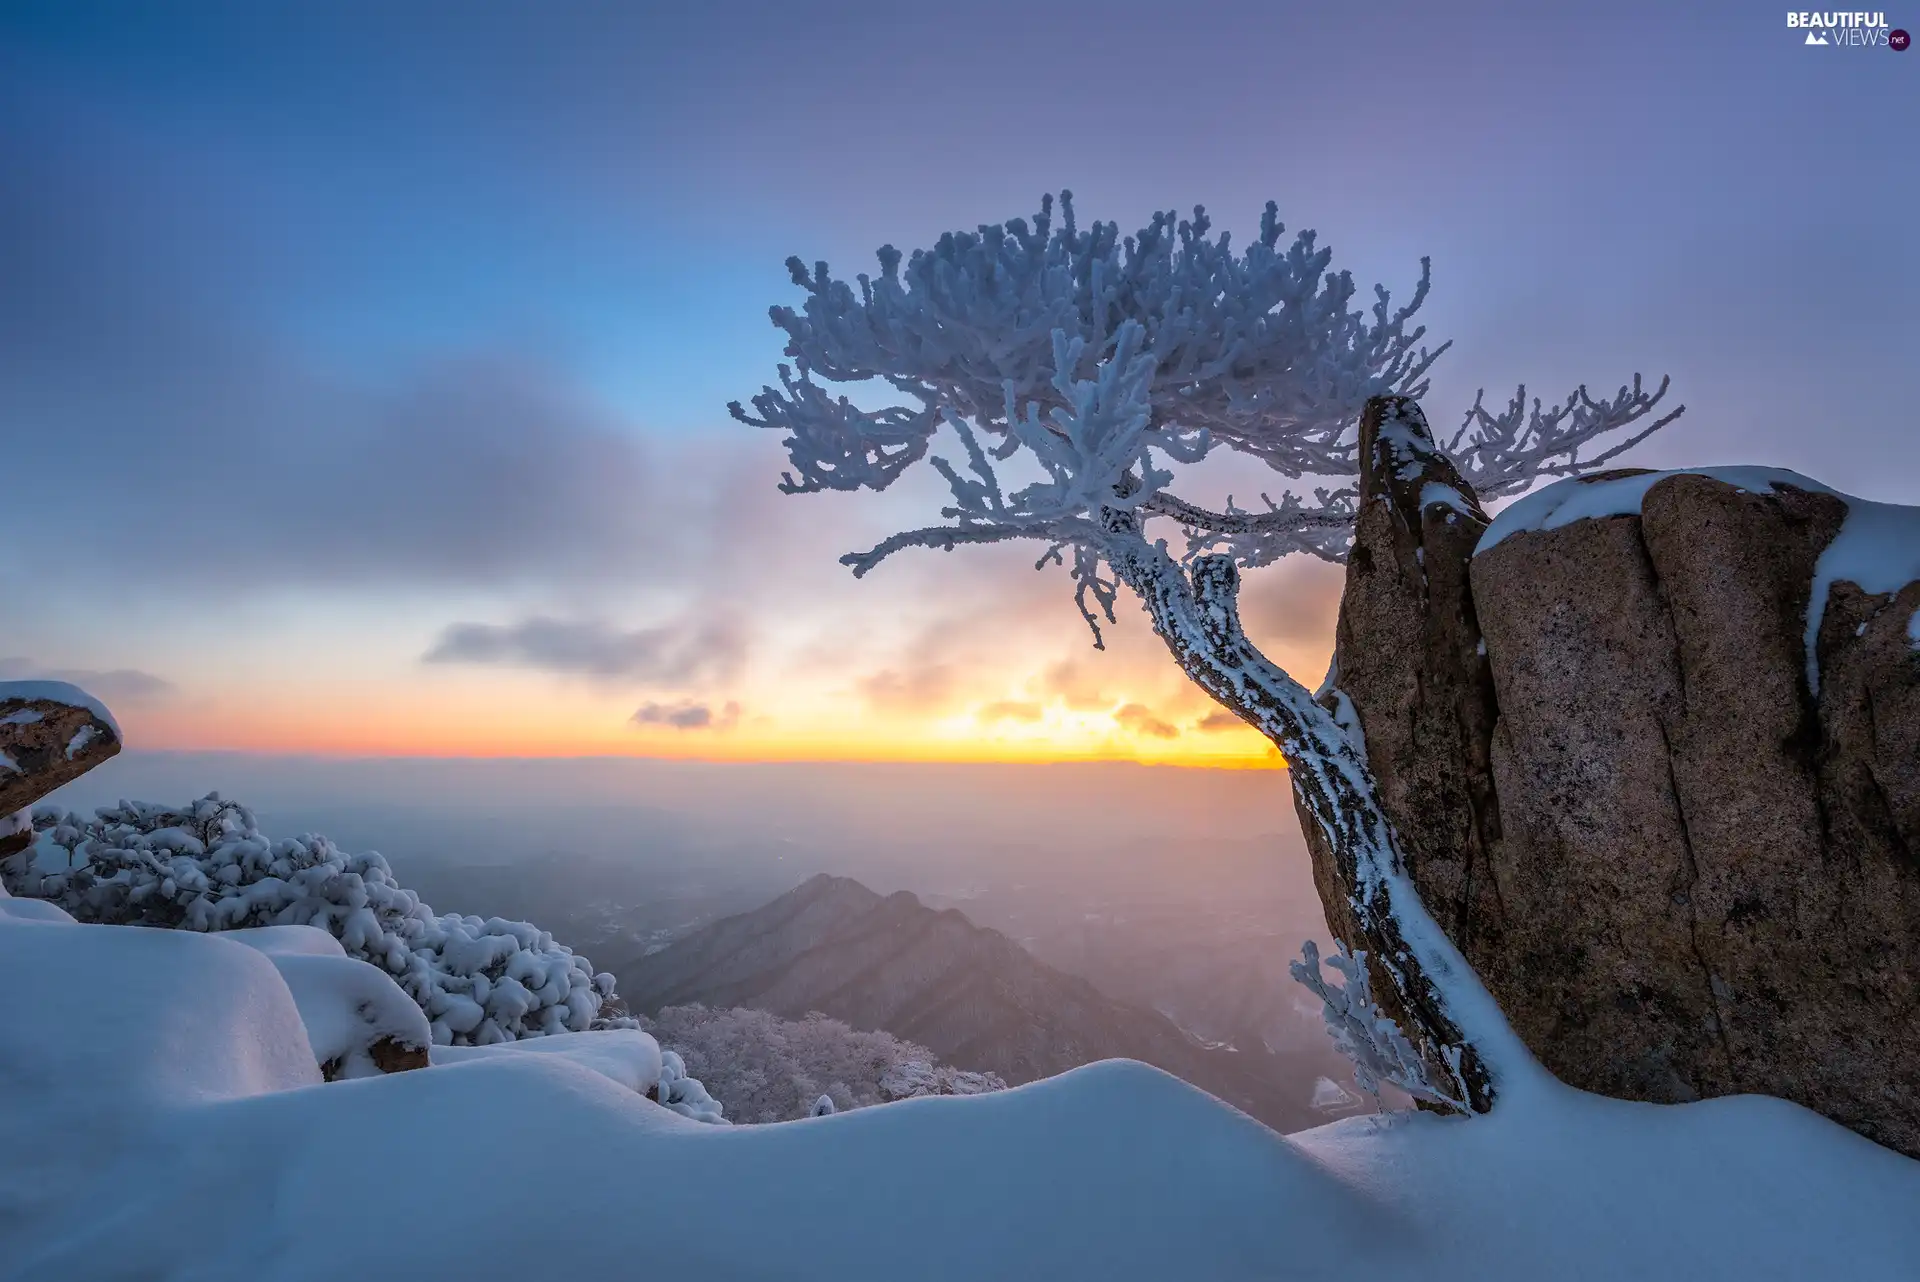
left=613, top=873, right=1365, bottom=1133
left=1316, top=405, right=1920, bottom=1155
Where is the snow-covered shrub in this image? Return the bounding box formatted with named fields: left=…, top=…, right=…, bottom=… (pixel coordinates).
left=639, top=1005, right=1006, bottom=1123
left=655, top=1048, right=727, bottom=1123
left=809, top=1094, right=836, bottom=1118
left=3, top=795, right=623, bottom=1045
left=2, top=793, right=732, bottom=1118
left=1290, top=938, right=1468, bottom=1114
left=213, top=925, right=433, bottom=1079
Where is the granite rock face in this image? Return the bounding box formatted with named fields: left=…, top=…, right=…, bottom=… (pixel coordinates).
left=1318, top=431, right=1920, bottom=1156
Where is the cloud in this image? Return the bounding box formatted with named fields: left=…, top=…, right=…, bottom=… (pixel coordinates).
left=977, top=700, right=1043, bottom=724
left=1113, top=702, right=1179, bottom=739
left=421, top=616, right=745, bottom=685
left=1037, top=659, right=1111, bottom=712
left=856, top=663, right=957, bottom=715
left=0, top=658, right=175, bottom=705
left=631, top=699, right=741, bottom=731
left=1194, top=709, right=1246, bottom=733
left=0, top=111, right=688, bottom=595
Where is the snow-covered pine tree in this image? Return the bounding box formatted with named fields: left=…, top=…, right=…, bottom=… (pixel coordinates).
left=730, top=194, right=1682, bottom=1112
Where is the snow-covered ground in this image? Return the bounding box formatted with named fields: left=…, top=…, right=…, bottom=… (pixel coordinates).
left=3, top=879, right=1916, bottom=1281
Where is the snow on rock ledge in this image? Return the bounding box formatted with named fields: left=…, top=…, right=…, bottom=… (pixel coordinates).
left=1476, top=466, right=1920, bottom=695
left=1474, top=466, right=1838, bottom=554
left=0, top=681, right=122, bottom=816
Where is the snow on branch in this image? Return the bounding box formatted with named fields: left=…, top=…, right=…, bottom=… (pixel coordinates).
left=733, top=191, right=1442, bottom=481
left=736, top=190, right=1681, bottom=636
left=1445, top=376, right=1684, bottom=499
left=1290, top=938, right=1469, bottom=1113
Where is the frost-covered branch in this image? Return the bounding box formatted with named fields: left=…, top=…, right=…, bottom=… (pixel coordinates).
left=729, top=363, right=941, bottom=494
left=1291, top=939, right=1469, bottom=1112
left=1145, top=487, right=1359, bottom=567
left=1446, top=376, right=1684, bottom=498
left=736, top=192, right=1680, bottom=615
left=732, top=192, right=1443, bottom=481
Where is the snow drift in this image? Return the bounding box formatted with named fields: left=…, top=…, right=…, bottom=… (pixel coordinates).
left=4, top=867, right=1917, bottom=1281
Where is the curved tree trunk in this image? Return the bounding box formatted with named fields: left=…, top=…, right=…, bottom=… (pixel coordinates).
left=1102, top=396, right=1523, bottom=1112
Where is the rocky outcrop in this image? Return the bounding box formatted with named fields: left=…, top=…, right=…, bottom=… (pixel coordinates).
left=0, top=682, right=122, bottom=817
left=1317, top=419, right=1920, bottom=1156
left=324, top=1034, right=431, bottom=1081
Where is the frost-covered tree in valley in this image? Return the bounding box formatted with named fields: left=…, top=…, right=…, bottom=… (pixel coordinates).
left=731, top=194, right=1682, bottom=1112
left=640, top=1005, right=1005, bottom=1123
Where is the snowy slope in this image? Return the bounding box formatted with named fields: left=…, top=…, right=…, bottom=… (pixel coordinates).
left=3, top=895, right=1917, bottom=1281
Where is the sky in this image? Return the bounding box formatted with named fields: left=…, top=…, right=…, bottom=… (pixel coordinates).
left=1, top=0, right=1915, bottom=767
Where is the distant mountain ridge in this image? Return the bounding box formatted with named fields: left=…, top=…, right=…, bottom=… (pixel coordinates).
left=613, top=873, right=1364, bottom=1133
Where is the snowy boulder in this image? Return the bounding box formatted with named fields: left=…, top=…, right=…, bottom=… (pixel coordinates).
left=0, top=681, right=121, bottom=816
left=1318, top=435, right=1920, bottom=1158
left=0, top=807, right=30, bottom=859
left=226, top=927, right=433, bottom=1079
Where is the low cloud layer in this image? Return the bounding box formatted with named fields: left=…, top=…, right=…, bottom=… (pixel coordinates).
left=856, top=663, right=957, bottom=715
left=632, top=699, right=741, bottom=731
left=0, top=658, right=175, bottom=705
left=1113, top=702, right=1179, bottom=740
left=422, top=616, right=746, bottom=685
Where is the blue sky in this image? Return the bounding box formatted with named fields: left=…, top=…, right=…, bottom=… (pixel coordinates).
left=1, top=0, right=1913, bottom=758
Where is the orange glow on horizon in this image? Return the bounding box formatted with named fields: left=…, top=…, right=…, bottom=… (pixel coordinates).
left=119, top=700, right=1285, bottom=769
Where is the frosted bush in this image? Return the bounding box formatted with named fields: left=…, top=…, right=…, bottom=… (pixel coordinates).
left=656, top=1049, right=727, bottom=1123
left=0, top=795, right=625, bottom=1045
left=4, top=797, right=619, bottom=1039
left=1290, top=938, right=1468, bottom=1114
left=640, top=1005, right=1006, bottom=1123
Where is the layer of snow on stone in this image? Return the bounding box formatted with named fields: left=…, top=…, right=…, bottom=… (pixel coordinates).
left=1473, top=468, right=1920, bottom=694
left=1804, top=494, right=1920, bottom=691
left=5, top=894, right=1917, bottom=1280
left=1473, top=466, right=1836, bottom=554
left=0, top=679, right=121, bottom=738
left=1419, top=480, right=1477, bottom=519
